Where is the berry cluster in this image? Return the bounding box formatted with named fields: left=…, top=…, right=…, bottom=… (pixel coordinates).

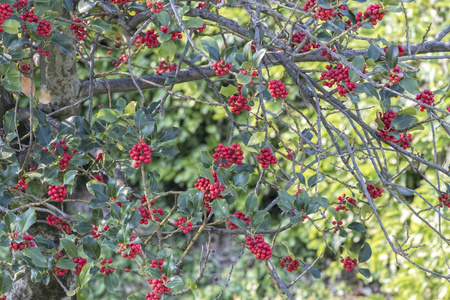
left=291, top=31, right=320, bottom=53
left=194, top=171, right=226, bottom=211
left=245, top=234, right=272, bottom=260
left=48, top=185, right=67, bottom=202
left=268, top=80, right=289, bottom=99
left=377, top=110, right=397, bottom=142
left=161, top=26, right=182, bottom=40
left=365, top=183, right=383, bottom=199
left=156, top=60, right=177, bottom=74
left=37, top=47, right=50, bottom=56
left=46, top=215, right=72, bottom=234
left=109, top=0, right=133, bottom=3
left=438, top=193, right=449, bottom=208
left=148, top=275, right=171, bottom=294
left=13, top=176, right=27, bottom=192
left=36, top=19, right=51, bottom=37
left=257, top=148, right=277, bottom=168
left=387, top=65, right=403, bottom=87
left=139, top=204, right=164, bottom=224
left=146, top=292, right=162, bottom=300
left=112, top=53, right=128, bottom=67
left=139, top=195, right=165, bottom=224
left=91, top=224, right=109, bottom=239
left=70, top=19, right=87, bottom=40
left=21, top=9, right=38, bottom=23
left=195, top=24, right=207, bottom=32
left=396, top=133, right=413, bottom=149
left=73, top=257, right=87, bottom=275
left=196, top=1, right=206, bottom=9
left=110, top=196, right=124, bottom=207
left=93, top=174, right=103, bottom=182
left=129, top=140, right=152, bottom=168
left=44, top=138, right=75, bottom=170
left=9, top=233, right=35, bottom=251
left=332, top=220, right=344, bottom=233
left=228, top=93, right=251, bottom=114
left=212, top=59, right=231, bottom=76
left=14, top=0, right=28, bottom=10
left=286, top=148, right=295, bottom=160
left=280, top=256, right=300, bottom=272
left=147, top=0, right=163, bottom=13
left=213, top=143, right=244, bottom=167
left=174, top=217, right=193, bottom=234
left=416, top=90, right=435, bottom=112
left=321, top=64, right=358, bottom=97
left=355, top=4, right=385, bottom=26
left=0, top=295, right=6, bottom=300
left=229, top=211, right=251, bottom=230
left=99, top=258, right=115, bottom=275
left=55, top=267, right=69, bottom=276
left=341, top=256, right=358, bottom=272
left=18, top=62, right=31, bottom=73
left=118, top=236, right=142, bottom=259
left=150, top=259, right=165, bottom=271
left=0, top=3, right=12, bottom=33
left=335, top=194, right=356, bottom=211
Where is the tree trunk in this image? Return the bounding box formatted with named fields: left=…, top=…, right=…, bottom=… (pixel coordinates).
left=7, top=6, right=80, bottom=300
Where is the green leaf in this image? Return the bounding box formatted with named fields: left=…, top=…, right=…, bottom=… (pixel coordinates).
left=391, top=114, right=417, bottom=130
left=2, top=19, right=21, bottom=34
left=0, top=271, right=13, bottom=295
left=236, top=73, right=252, bottom=85
left=3, top=109, right=17, bottom=135
left=347, top=222, right=366, bottom=232
left=159, top=41, right=176, bottom=62
left=82, top=236, right=101, bottom=260
left=35, top=125, right=52, bottom=146
left=358, top=268, right=372, bottom=278
left=251, top=49, right=266, bottom=69
left=51, top=33, right=73, bottom=54
left=310, top=196, right=329, bottom=208
left=56, top=259, right=77, bottom=270
left=247, top=132, right=265, bottom=146
left=76, top=263, right=93, bottom=288
left=367, top=44, right=380, bottom=61
left=201, top=37, right=220, bottom=57
left=64, top=170, right=77, bottom=185
left=229, top=215, right=248, bottom=229
left=2, top=65, right=21, bottom=92
left=245, top=194, right=258, bottom=214
left=184, top=17, right=204, bottom=28
left=358, top=242, right=372, bottom=263
left=19, top=208, right=36, bottom=233
left=196, top=163, right=214, bottom=184
left=399, top=77, right=420, bottom=94
left=90, top=18, right=111, bottom=32
left=104, top=273, right=119, bottom=293
left=23, top=247, right=47, bottom=268
left=97, top=108, right=119, bottom=122
left=212, top=198, right=229, bottom=218
left=295, top=173, right=306, bottom=185
left=348, top=56, right=365, bottom=82
left=251, top=211, right=269, bottom=228
left=307, top=174, right=325, bottom=188
left=385, top=45, right=399, bottom=69
left=233, top=173, right=249, bottom=188
left=34, top=0, right=51, bottom=16
left=157, top=11, right=170, bottom=26
left=220, top=85, right=239, bottom=97
left=60, top=238, right=78, bottom=258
